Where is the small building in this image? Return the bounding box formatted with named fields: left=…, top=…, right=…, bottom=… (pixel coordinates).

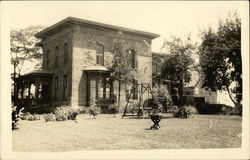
left=14, top=17, right=160, bottom=108
left=183, top=76, right=237, bottom=107
left=183, top=78, right=218, bottom=105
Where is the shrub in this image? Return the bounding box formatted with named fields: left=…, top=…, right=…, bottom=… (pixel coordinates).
left=53, top=106, right=79, bottom=121
left=27, top=113, right=40, bottom=121
left=221, top=105, right=241, bottom=115
left=12, top=106, right=23, bottom=130
left=185, top=105, right=198, bottom=114
left=195, top=103, right=241, bottom=115
left=88, top=102, right=101, bottom=119
left=169, top=105, right=179, bottom=116
left=77, top=106, right=88, bottom=114
left=66, top=108, right=78, bottom=120
left=20, top=112, right=29, bottom=120
left=44, top=113, right=56, bottom=122
left=88, top=106, right=101, bottom=118
left=108, top=104, right=118, bottom=114
left=20, top=112, right=40, bottom=121
left=170, top=105, right=195, bottom=118
left=99, top=104, right=117, bottom=114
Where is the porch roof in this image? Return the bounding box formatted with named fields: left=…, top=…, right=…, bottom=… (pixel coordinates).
left=15, top=70, right=53, bottom=82
left=83, top=65, right=112, bottom=73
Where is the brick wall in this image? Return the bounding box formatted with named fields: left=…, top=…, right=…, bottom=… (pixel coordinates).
left=71, top=24, right=153, bottom=106
left=42, top=27, right=73, bottom=105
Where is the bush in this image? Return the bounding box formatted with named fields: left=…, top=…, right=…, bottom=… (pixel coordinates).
left=88, top=105, right=100, bottom=119
left=169, top=105, right=179, bottom=115
left=185, top=105, right=198, bottom=114
left=12, top=106, right=23, bottom=130
left=100, top=104, right=117, bottom=114
left=170, top=105, right=196, bottom=118
left=54, top=106, right=79, bottom=121
left=66, top=108, right=78, bottom=120
left=108, top=104, right=118, bottom=114
left=76, top=106, right=88, bottom=114
left=27, top=113, right=40, bottom=121
left=20, top=112, right=40, bottom=121
left=221, top=105, right=241, bottom=115
left=44, top=113, right=56, bottom=122
left=195, top=103, right=241, bottom=115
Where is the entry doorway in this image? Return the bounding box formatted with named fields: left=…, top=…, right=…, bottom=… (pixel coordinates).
left=86, top=71, right=115, bottom=106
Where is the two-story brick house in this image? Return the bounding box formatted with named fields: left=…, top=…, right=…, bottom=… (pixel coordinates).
left=15, top=17, right=159, bottom=107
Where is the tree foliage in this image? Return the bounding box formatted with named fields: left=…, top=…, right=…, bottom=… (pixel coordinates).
left=199, top=13, right=241, bottom=105
left=10, top=26, right=45, bottom=76
left=110, top=32, right=135, bottom=109
left=111, top=32, right=135, bottom=84
left=160, top=36, right=196, bottom=102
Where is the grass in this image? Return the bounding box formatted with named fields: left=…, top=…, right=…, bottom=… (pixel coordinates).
left=12, top=113, right=242, bottom=152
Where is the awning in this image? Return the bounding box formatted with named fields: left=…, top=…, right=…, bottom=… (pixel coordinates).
left=83, top=65, right=112, bottom=73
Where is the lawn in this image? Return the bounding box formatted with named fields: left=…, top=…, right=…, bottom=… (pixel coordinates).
left=12, top=114, right=242, bottom=152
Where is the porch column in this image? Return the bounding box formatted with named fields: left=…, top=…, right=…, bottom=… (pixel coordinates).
left=28, top=83, right=31, bottom=99
left=35, top=83, right=39, bottom=100
left=21, top=87, right=24, bottom=99
left=96, top=72, right=99, bottom=104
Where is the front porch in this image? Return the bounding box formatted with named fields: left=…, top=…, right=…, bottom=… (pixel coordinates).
left=84, top=65, right=116, bottom=107
left=14, top=70, right=53, bottom=107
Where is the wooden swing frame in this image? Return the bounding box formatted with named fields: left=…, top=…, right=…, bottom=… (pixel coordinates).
left=122, top=83, right=154, bottom=118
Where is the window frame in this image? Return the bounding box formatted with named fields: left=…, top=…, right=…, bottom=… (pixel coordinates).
left=64, top=43, right=68, bottom=65
left=127, top=49, right=137, bottom=69
left=46, top=50, right=50, bottom=69
left=96, top=44, right=104, bottom=65
left=54, top=76, right=58, bottom=100
left=55, top=46, right=59, bottom=68
left=63, top=75, right=67, bottom=99
left=132, top=79, right=138, bottom=99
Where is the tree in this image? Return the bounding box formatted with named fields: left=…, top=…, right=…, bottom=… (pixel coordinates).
left=110, top=32, right=135, bottom=110
left=10, top=26, right=45, bottom=78
left=160, top=36, right=196, bottom=105
left=199, top=12, right=241, bottom=106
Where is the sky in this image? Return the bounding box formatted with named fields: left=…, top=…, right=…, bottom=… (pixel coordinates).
left=2, top=1, right=248, bottom=75
left=5, top=1, right=247, bottom=53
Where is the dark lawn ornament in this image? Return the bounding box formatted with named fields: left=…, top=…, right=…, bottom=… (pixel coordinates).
left=149, top=108, right=162, bottom=130
left=150, top=115, right=161, bottom=129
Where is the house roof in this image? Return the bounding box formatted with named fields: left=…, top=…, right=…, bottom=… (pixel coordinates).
left=35, top=17, right=160, bottom=39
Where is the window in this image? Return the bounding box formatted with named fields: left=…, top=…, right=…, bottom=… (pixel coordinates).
left=55, top=46, right=59, bottom=67
left=63, top=75, right=67, bottom=99
left=64, top=43, right=68, bottom=65
left=127, top=49, right=137, bottom=69
left=131, top=79, right=138, bottom=99
left=96, top=44, right=104, bottom=65
left=46, top=50, right=50, bottom=69
left=54, top=76, right=58, bottom=100
left=98, top=77, right=111, bottom=99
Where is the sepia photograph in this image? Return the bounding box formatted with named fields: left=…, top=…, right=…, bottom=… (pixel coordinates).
left=0, top=1, right=249, bottom=159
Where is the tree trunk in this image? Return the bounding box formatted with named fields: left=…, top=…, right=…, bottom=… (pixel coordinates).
left=178, top=79, right=183, bottom=107
left=13, top=63, right=18, bottom=106
left=225, top=85, right=238, bottom=107
left=118, top=80, right=121, bottom=112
